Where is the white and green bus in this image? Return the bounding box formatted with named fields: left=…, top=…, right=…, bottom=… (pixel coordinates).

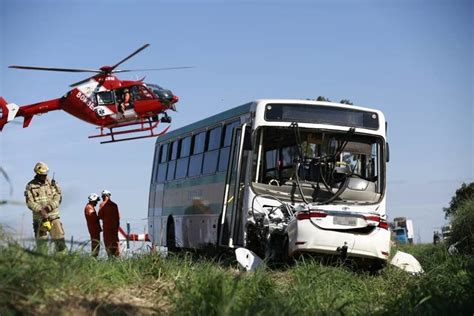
left=148, top=99, right=390, bottom=267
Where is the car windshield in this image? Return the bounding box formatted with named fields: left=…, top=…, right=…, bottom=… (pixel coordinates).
left=251, top=126, right=385, bottom=205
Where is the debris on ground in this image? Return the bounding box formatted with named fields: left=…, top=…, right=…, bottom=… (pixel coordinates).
left=390, top=250, right=424, bottom=275
left=235, top=247, right=265, bottom=271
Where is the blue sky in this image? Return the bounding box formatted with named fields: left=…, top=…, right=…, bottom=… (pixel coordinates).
left=0, top=0, right=472, bottom=243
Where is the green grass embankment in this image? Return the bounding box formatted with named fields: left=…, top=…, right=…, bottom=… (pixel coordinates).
left=1, top=235, right=473, bottom=315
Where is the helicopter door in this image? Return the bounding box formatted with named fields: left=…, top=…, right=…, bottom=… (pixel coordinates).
left=218, top=123, right=249, bottom=247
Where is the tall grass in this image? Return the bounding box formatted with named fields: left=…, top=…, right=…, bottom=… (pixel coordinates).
left=1, top=227, right=473, bottom=315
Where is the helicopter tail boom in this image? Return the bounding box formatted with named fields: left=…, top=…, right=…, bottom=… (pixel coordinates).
left=0, top=97, right=63, bottom=131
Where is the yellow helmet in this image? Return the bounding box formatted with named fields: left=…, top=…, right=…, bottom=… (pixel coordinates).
left=34, top=162, right=49, bottom=175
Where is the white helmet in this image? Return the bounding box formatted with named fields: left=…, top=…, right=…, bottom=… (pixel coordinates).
left=101, top=189, right=112, bottom=197
left=88, top=193, right=100, bottom=202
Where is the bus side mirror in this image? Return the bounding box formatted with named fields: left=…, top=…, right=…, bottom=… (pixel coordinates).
left=243, top=128, right=252, bottom=151
left=386, top=142, right=390, bottom=163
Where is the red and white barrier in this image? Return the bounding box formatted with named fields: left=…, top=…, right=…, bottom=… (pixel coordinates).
left=118, top=226, right=150, bottom=242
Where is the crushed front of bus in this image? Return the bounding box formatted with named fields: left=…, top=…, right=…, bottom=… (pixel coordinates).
left=246, top=118, right=390, bottom=267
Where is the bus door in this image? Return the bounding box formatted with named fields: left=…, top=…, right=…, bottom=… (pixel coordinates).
left=219, top=123, right=249, bottom=247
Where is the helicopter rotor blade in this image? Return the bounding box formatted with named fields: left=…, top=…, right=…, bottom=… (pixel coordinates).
left=113, top=66, right=195, bottom=73
left=69, top=75, right=99, bottom=87
left=110, top=43, right=150, bottom=71
left=9, top=65, right=101, bottom=73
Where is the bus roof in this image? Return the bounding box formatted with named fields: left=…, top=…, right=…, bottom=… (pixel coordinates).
left=156, top=99, right=385, bottom=144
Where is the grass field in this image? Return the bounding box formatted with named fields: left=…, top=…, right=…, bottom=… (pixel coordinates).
left=1, top=229, right=473, bottom=315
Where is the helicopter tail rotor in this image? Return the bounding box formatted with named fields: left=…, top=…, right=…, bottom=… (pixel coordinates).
left=0, top=97, right=20, bottom=131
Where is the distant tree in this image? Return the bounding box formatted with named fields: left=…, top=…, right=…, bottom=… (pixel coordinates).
left=340, top=99, right=353, bottom=105
left=449, top=198, right=474, bottom=255
left=443, top=182, right=474, bottom=218
left=444, top=182, right=474, bottom=256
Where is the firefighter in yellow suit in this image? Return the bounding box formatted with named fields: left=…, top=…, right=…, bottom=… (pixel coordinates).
left=25, top=162, right=66, bottom=252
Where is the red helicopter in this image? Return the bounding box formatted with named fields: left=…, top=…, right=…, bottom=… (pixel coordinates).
left=0, top=44, right=191, bottom=143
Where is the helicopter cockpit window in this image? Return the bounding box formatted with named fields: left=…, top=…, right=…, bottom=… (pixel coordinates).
left=133, top=86, right=154, bottom=101
left=96, top=91, right=115, bottom=105
left=146, top=84, right=164, bottom=96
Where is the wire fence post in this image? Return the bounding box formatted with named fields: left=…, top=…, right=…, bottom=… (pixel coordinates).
left=69, top=235, right=74, bottom=253
left=126, top=222, right=130, bottom=249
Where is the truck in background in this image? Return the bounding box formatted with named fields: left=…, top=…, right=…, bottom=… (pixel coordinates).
left=391, top=217, right=414, bottom=244
left=433, top=224, right=452, bottom=244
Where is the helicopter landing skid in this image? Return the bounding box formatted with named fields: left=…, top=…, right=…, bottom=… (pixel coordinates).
left=89, top=118, right=171, bottom=144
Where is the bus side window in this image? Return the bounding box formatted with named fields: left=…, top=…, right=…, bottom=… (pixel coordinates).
left=207, top=126, right=222, bottom=151
left=160, top=143, right=169, bottom=163
left=170, top=140, right=178, bottom=160
left=176, top=137, right=191, bottom=179
left=188, top=132, right=205, bottom=177
left=167, top=140, right=179, bottom=181
left=203, top=127, right=221, bottom=174
left=180, top=136, right=191, bottom=158
left=193, top=132, right=206, bottom=154
left=157, top=143, right=168, bottom=183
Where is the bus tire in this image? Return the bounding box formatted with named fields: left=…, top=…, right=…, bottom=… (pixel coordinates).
left=167, top=217, right=178, bottom=252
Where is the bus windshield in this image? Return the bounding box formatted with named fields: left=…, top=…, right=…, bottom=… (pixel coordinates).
left=252, top=126, right=385, bottom=205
